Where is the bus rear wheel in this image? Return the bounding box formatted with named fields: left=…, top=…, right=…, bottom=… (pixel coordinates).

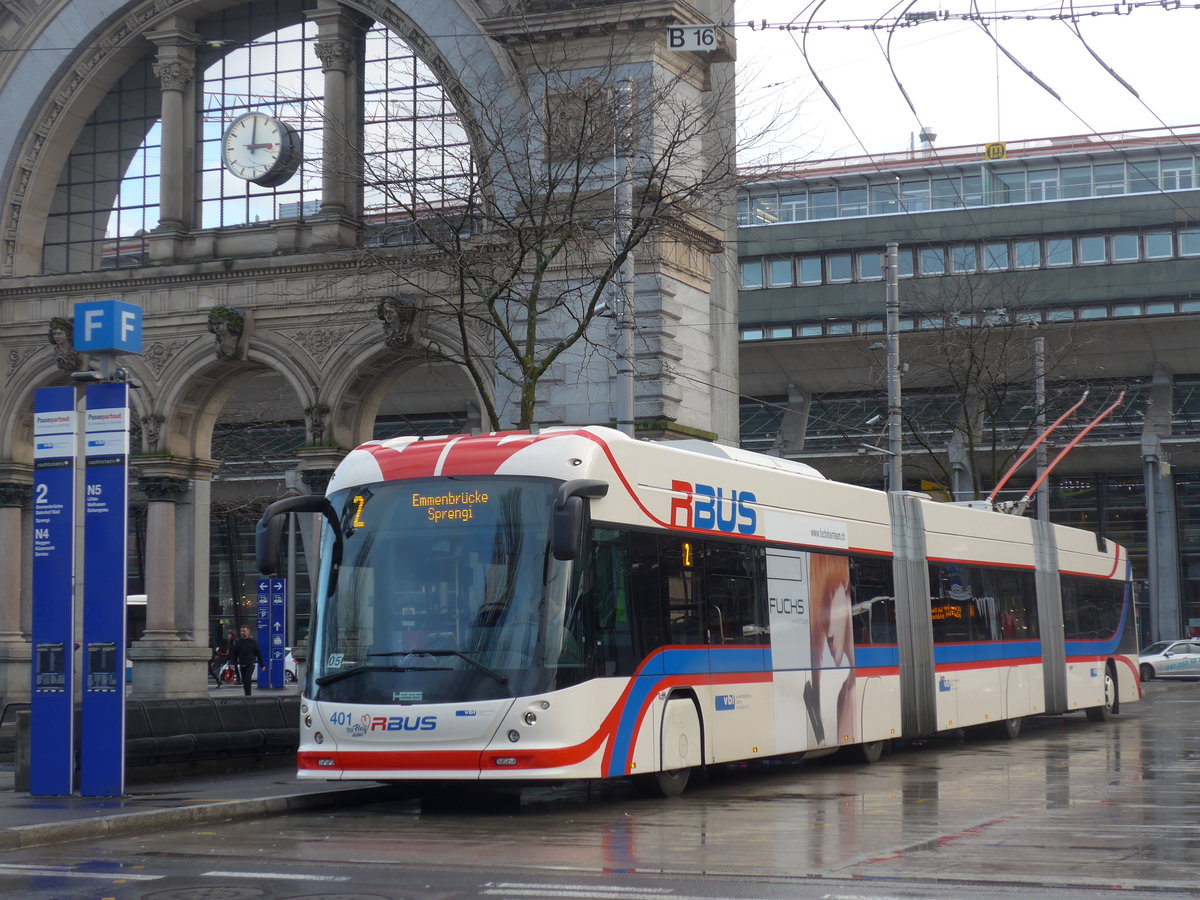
left=633, top=768, right=690, bottom=798
left=995, top=717, right=1021, bottom=740
left=856, top=740, right=886, bottom=763
left=1085, top=668, right=1116, bottom=722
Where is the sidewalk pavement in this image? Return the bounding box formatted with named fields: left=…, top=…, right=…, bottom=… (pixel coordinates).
left=0, top=685, right=397, bottom=851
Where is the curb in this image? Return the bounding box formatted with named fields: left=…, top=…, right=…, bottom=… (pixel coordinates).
left=0, top=783, right=400, bottom=851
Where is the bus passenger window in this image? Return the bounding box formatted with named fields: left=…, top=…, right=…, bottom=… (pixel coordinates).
left=851, top=557, right=896, bottom=644
left=589, top=529, right=636, bottom=677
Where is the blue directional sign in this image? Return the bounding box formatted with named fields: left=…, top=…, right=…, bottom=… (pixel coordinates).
left=30, top=387, right=77, bottom=796
left=269, top=576, right=286, bottom=688
left=73, top=300, right=142, bottom=354
left=257, top=577, right=286, bottom=688
left=80, top=381, right=129, bottom=797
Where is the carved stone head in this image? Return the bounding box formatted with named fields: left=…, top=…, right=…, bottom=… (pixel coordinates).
left=376, top=296, right=420, bottom=350
left=207, top=306, right=246, bottom=360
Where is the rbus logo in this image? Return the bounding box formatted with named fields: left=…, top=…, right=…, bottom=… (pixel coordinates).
left=670, top=480, right=757, bottom=535
left=370, top=715, right=437, bottom=732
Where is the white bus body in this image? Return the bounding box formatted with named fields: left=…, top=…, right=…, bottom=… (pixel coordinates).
left=263, top=427, right=1137, bottom=791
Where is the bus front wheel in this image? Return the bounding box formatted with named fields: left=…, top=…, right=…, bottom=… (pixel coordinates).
left=1085, top=668, right=1116, bottom=722
left=633, top=768, right=690, bottom=798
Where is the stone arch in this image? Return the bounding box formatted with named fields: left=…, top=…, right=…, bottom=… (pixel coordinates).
left=153, top=335, right=317, bottom=461
left=0, top=0, right=522, bottom=275
left=0, top=350, right=154, bottom=463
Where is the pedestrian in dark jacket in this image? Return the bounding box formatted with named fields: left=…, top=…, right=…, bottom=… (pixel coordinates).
left=233, top=625, right=264, bottom=696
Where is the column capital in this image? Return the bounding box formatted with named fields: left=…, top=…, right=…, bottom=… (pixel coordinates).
left=139, top=475, right=190, bottom=503
left=152, top=58, right=194, bottom=92
left=314, top=39, right=355, bottom=73
left=0, top=482, right=32, bottom=508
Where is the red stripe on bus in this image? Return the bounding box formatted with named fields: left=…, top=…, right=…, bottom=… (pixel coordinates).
left=935, top=657, right=1041, bottom=672
left=299, top=749, right=482, bottom=771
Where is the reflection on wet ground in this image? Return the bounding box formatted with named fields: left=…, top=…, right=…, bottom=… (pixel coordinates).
left=281, top=685, right=1199, bottom=891
left=19, top=682, right=1200, bottom=894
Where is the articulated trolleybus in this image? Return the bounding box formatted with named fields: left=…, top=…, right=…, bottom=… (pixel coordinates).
left=257, top=426, right=1137, bottom=796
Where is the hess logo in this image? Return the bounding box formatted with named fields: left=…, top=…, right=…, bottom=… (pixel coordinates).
left=670, top=480, right=757, bottom=535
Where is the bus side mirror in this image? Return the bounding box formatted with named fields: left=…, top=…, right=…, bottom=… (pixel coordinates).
left=551, top=479, right=609, bottom=561
left=256, top=494, right=339, bottom=575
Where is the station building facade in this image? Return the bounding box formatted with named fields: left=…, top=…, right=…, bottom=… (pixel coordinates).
left=0, top=0, right=739, bottom=702
left=735, top=130, right=1200, bottom=641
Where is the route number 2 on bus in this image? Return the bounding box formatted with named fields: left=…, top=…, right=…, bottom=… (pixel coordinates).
left=667, top=25, right=717, bottom=52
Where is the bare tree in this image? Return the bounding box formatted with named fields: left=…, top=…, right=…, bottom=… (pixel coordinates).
left=892, top=273, right=1093, bottom=500
left=336, top=14, right=747, bottom=429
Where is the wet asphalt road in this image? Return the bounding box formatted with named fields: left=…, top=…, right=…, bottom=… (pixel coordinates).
left=2, top=680, right=1199, bottom=899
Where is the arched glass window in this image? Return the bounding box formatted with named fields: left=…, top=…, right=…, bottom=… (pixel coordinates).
left=41, top=8, right=470, bottom=274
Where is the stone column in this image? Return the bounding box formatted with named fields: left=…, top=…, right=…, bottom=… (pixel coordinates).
left=146, top=21, right=200, bottom=261
left=127, top=464, right=211, bottom=698
left=308, top=2, right=364, bottom=247
left=290, top=448, right=346, bottom=683
left=0, top=475, right=33, bottom=704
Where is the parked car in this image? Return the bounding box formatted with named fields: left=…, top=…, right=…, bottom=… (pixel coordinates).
left=284, top=648, right=297, bottom=683
left=1139, top=640, right=1200, bottom=681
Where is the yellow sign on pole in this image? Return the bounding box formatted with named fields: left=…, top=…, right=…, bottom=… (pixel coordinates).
left=985, top=142, right=1007, bottom=161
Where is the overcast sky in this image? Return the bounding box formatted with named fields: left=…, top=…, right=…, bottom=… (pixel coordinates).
left=733, top=1, right=1199, bottom=165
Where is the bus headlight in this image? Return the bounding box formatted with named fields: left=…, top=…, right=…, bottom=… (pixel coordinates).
left=523, top=712, right=537, bottom=726
left=507, top=729, right=520, bottom=743
left=314, top=732, right=325, bottom=744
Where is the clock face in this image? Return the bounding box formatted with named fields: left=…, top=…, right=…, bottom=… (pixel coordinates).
left=221, top=112, right=301, bottom=187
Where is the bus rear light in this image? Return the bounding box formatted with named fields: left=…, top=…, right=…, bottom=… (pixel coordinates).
left=317, top=758, right=335, bottom=767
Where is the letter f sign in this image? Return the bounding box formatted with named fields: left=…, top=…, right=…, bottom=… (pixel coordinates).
left=72, top=300, right=143, bottom=354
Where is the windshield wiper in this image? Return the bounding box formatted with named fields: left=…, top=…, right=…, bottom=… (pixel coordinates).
left=369, top=649, right=509, bottom=684
left=314, top=663, right=450, bottom=687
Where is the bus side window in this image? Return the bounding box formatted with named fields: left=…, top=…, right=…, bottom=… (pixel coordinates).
left=851, top=556, right=896, bottom=644
left=628, top=531, right=668, bottom=656
left=704, top=542, right=765, bottom=645
left=591, top=530, right=635, bottom=676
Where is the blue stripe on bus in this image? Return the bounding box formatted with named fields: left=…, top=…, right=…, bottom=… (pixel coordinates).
left=932, top=640, right=1042, bottom=665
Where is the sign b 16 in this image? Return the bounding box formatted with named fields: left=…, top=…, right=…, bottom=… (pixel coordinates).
left=667, top=25, right=717, bottom=52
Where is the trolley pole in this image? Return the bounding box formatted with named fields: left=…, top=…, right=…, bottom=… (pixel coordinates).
left=885, top=242, right=903, bottom=492
left=614, top=79, right=636, bottom=438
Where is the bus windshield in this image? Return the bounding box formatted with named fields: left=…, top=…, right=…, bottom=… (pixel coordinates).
left=309, top=476, right=582, bottom=704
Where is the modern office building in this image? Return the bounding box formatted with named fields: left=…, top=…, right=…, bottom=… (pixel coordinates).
left=735, top=129, right=1200, bottom=641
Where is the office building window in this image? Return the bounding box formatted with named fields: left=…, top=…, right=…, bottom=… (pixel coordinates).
left=870, top=182, right=899, bottom=215
left=897, top=249, right=914, bottom=277
left=1015, top=240, right=1041, bottom=269
left=810, top=190, right=837, bottom=219
left=1027, top=170, right=1058, bottom=201
left=1144, top=231, right=1173, bottom=259
left=932, top=177, right=961, bottom=209
left=798, top=256, right=822, bottom=285
left=749, top=193, right=779, bottom=225
left=740, top=259, right=764, bottom=289
left=827, top=254, right=853, bottom=282
left=768, top=258, right=794, bottom=286
left=779, top=193, right=806, bottom=222
left=1179, top=228, right=1200, bottom=256
left=1045, top=238, right=1073, bottom=267
left=1078, top=235, right=1106, bottom=264
left=839, top=187, right=868, bottom=217
left=1111, top=233, right=1138, bottom=261
left=993, top=171, right=1025, bottom=204
left=901, top=180, right=931, bottom=212
left=949, top=244, right=977, bottom=273
left=919, top=247, right=945, bottom=275
left=857, top=251, right=883, bottom=280
left=1093, top=164, right=1125, bottom=195
left=983, top=242, right=1009, bottom=270
left=1161, top=158, right=1194, bottom=191
left=1061, top=166, right=1091, bottom=198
